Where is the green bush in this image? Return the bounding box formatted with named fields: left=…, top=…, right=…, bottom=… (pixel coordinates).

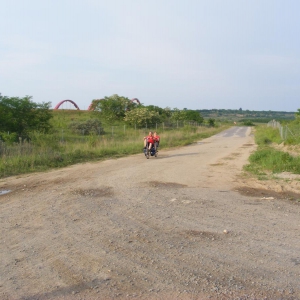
left=69, top=119, right=103, bottom=135
left=208, top=118, right=215, bottom=127
left=241, top=120, right=255, bottom=126
left=0, top=132, right=18, bottom=144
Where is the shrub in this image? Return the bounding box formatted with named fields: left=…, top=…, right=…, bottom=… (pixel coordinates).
left=208, top=118, right=215, bottom=127
left=69, top=119, right=103, bottom=135
left=242, top=120, right=255, bottom=126
left=0, top=132, right=18, bottom=144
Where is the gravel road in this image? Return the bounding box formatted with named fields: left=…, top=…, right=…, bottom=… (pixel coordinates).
left=1, top=126, right=300, bottom=300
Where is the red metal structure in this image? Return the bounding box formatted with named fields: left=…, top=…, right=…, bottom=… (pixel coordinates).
left=87, top=99, right=103, bottom=111
left=54, top=100, right=80, bottom=110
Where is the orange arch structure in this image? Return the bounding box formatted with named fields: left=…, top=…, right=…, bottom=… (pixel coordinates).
left=54, top=99, right=80, bottom=110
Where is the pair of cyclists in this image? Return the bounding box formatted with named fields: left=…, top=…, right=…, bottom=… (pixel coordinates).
left=143, top=131, right=160, bottom=153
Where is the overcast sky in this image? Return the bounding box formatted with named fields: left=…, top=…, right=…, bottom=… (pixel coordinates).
left=0, top=0, right=299, bottom=112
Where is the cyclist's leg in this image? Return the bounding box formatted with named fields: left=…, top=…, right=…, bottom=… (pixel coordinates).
left=146, top=142, right=150, bottom=158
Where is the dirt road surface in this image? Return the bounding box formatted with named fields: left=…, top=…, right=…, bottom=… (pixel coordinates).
left=1, top=127, right=300, bottom=300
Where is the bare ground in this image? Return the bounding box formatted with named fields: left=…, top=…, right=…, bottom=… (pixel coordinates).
left=1, top=127, right=300, bottom=300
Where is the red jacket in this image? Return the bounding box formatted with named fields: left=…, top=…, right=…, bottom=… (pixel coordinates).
left=145, top=135, right=154, bottom=143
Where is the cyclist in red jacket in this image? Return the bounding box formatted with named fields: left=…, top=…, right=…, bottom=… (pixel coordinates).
left=143, top=131, right=154, bottom=151
left=153, top=131, right=160, bottom=151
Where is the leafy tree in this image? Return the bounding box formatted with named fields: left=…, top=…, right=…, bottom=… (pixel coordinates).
left=184, top=110, right=204, bottom=123
left=124, top=107, right=160, bottom=127
left=171, top=108, right=186, bottom=121
left=145, top=105, right=171, bottom=121
left=0, top=94, right=52, bottom=140
left=171, top=108, right=203, bottom=123
left=94, top=94, right=137, bottom=121
left=163, top=107, right=172, bottom=118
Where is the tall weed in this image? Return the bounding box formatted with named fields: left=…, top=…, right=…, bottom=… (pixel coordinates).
left=254, top=125, right=282, bottom=145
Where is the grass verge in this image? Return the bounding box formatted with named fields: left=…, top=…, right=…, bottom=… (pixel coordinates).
left=244, top=125, right=300, bottom=176
left=0, top=125, right=228, bottom=178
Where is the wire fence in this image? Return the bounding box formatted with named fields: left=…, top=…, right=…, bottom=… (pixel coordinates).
left=267, top=120, right=299, bottom=140
left=54, top=120, right=211, bottom=141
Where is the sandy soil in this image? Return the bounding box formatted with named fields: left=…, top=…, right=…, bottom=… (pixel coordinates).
left=1, top=127, right=300, bottom=300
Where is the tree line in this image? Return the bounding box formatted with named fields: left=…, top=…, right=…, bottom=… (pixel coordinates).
left=0, top=93, right=209, bottom=143
left=91, top=94, right=205, bottom=126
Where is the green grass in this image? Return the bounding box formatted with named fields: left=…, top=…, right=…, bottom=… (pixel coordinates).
left=254, top=125, right=283, bottom=145
left=244, top=125, right=300, bottom=176
left=245, top=147, right=300, bottom=174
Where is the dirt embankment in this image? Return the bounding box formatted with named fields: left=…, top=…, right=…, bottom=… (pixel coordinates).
left=1, top=127, right=300, bottom=300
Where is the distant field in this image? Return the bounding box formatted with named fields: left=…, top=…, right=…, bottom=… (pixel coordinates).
left=197, top=109, right=295, bottom=123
